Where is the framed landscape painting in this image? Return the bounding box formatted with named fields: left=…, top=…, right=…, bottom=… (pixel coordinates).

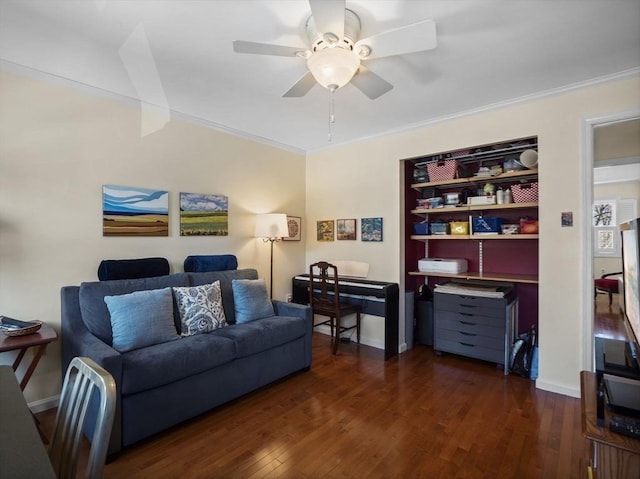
left=102, top=185, right=169, bottom=236
left=179, top=192, right=229, bottom=236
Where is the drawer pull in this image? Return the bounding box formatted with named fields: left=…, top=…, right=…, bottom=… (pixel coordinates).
left=460, top=304, right=477, bottom=309
left=460, top=331, right=476, bottom=337
left=460, top=342, right=475, bottom=347
left=459, top=320, right=477, bottom=326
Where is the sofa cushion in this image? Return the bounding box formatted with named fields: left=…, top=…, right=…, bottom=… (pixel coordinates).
left=188, top=269, right=258, bottom=324
left=79, top=274, right=190, bottom=345
left=105, top=287, right=180, bottom=353
left=214, top=316, right=306, bottom=358
left=120, top=333, right=236, bottom=395
left=183, top=254, right=238, bottom=272
left=232, top=279, right=274, bottom=324
left=173, top=281, right=227, bottom=336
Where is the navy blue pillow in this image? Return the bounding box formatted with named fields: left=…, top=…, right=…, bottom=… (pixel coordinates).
left=104, top=287, right=179, bottom=352
left=232, top=279, right=274, bottom=324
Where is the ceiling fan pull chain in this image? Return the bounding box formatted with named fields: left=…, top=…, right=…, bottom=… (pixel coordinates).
left=328, top=87, right=336, bottom=141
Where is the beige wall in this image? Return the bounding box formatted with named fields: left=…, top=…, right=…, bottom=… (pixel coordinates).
left=0, top=70, right=306, bottom=405
left=306, top=76, right=640, bottom=397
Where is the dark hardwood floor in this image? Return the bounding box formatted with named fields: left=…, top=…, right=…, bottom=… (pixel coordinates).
left=36, top=295, right=626, bottom=478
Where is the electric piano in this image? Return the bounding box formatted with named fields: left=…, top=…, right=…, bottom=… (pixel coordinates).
left=291, top=274, right=399, bottom=360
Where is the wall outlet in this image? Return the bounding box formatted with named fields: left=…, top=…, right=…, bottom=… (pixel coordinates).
left=285, top=293, right=292, bottom=302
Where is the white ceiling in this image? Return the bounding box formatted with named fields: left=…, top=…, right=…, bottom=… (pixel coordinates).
left=1, top=0, right=639, bottom=153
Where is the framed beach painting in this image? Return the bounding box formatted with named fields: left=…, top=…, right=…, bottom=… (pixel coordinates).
left=179, top=192, right=229, bottom=236
left=102, top=185, right=169, bottom=236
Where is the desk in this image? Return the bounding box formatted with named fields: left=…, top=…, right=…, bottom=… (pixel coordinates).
left=0, top=366, right=56, bottom=478
left=0, top=324, right=58, bottom=390
left=580, top=371, right=640, bottom=479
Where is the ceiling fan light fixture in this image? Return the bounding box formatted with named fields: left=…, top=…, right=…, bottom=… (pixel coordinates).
left=307, top=47, right=360, bottom=90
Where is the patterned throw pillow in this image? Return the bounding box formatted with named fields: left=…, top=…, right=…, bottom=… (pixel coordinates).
left=172, top=281, right=227, bottom=336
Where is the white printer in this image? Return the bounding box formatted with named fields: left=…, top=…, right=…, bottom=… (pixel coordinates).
left=418, top=258, right=468, bottom=274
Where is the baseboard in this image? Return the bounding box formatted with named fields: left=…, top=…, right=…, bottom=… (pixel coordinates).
left=28, top=394, right=59, bottom=413
left=535, top=379, right=580, bottom=398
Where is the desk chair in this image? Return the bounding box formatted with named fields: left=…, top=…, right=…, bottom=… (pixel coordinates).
left=49, top=357, right=116, bottom=479
left=594, top=272, right=622, bottom=307
left=309, top=261, right=362, bottom=354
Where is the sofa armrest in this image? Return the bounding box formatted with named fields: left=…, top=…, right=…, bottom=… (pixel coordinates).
left=272, top=300, right=313, bottom=368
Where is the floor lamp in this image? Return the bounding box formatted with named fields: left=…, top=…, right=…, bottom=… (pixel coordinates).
left=255, top=213, right=289, bottom=299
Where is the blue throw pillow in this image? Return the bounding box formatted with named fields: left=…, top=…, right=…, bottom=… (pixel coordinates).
left=104, top=287, right=179, bottom=352
left=173, top=281, right=227, bottom=336
left=232, top=279, right=274, bottom=324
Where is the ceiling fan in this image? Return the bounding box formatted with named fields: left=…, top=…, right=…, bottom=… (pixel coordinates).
left=233, top=0, right=437, bottom=100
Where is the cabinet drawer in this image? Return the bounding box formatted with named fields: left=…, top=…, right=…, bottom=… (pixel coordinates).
left=435, top=338, right=504, bottom=364
left=435, top=328, right=504, bottom=350
left=435, top=312, right=505, bottom=337
left=435, top=293, right=505, bottom=316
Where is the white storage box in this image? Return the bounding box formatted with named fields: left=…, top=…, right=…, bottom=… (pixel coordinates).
left=467, top=195, right=496, bottom=205
left=418, top=258, right=468, bottom=274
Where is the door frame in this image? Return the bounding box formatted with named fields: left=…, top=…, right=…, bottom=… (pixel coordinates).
left=580, top=108, right=640, bottom=371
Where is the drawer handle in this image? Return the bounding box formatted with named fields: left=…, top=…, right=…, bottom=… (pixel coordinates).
left=460, top=342, right=475, bottom=347
left=460, top=331, right=476, bottom=337
left=460, top=304, right=477, bottom=309
left=459, top=320, right=477, bottom=325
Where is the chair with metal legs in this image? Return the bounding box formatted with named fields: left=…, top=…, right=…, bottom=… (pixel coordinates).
left=48, top=357, right=116, bottom=479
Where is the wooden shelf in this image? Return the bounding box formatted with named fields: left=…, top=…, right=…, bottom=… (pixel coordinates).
left=411, top=170, right=538, bottom=191
left=408, top=270, right=539, bottom=284
left=412, top=202, right=538, bottom=216
left=411, top=234, right=539, bottom=240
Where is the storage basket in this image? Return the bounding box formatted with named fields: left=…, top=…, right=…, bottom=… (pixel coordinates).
left=449, top=221, right=469, bottom=235
left=413, top=222, right=429, bottom=235
left=519, top=219, right=539, bottom=234
left=471, top=217, right=502, bottom=234
left=429, top=222, right=450, bottom=235
left=426, top=159, right=458, bottom=182
left=511, top=182, right=538, bottom=203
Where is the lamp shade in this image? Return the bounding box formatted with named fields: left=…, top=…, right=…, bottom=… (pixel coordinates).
left=255, top=213, right=289, bottom=239
left=307, top=47, right=360, bottom=90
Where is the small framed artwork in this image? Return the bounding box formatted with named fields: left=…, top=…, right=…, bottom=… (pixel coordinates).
left=316, top=220, right=334, bottom=241
left=284, top=216, right=301, bottom=241
left=337, top=218, right=357, bottom=240
left=594, top=227, right=619, bottom=257
left=361, top=217, right=383, bottom=242
left=593, top=200, right=616, bottom=227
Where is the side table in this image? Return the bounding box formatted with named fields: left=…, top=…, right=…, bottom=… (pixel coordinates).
left=0, top=323, right=58, bottom=390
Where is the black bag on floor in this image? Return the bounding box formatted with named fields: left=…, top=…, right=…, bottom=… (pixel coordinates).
left=510, top=327, right=536, bottom=377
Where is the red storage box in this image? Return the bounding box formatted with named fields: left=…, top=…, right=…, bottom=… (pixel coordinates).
left=520, top=219, right=539, bottom=234
left=426, top=159, right=457, bottom=182
left=511, top=182, right=538, bottom=203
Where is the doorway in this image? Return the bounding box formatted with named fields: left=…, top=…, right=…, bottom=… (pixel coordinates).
left=582, top=110, right=640, bottom=371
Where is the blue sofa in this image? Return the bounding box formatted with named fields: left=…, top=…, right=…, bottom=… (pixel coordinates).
left=60, top=268, right=312, bottom=455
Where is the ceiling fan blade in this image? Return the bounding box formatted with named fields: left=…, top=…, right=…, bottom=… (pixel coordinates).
left=283, top=71, right=317, bottom=97
left=309, top=0, right=345, bottom=39
left=350, top=66, right=393, bottom=100
left=355, top=19, right=437, bottom=60
left=233, top=40, right=305, bottom=57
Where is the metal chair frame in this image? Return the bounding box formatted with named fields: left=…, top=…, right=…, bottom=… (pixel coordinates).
left=49, top=357, right=116, bottom=479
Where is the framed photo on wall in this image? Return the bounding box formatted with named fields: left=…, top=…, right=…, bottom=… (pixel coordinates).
left=361, top=217, right=383, bottom=242
left=316, top=220, right=334, bottom=241
left=284, top=216, right=301, bottom=241
left=336, top=218, right=357, bottom=240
